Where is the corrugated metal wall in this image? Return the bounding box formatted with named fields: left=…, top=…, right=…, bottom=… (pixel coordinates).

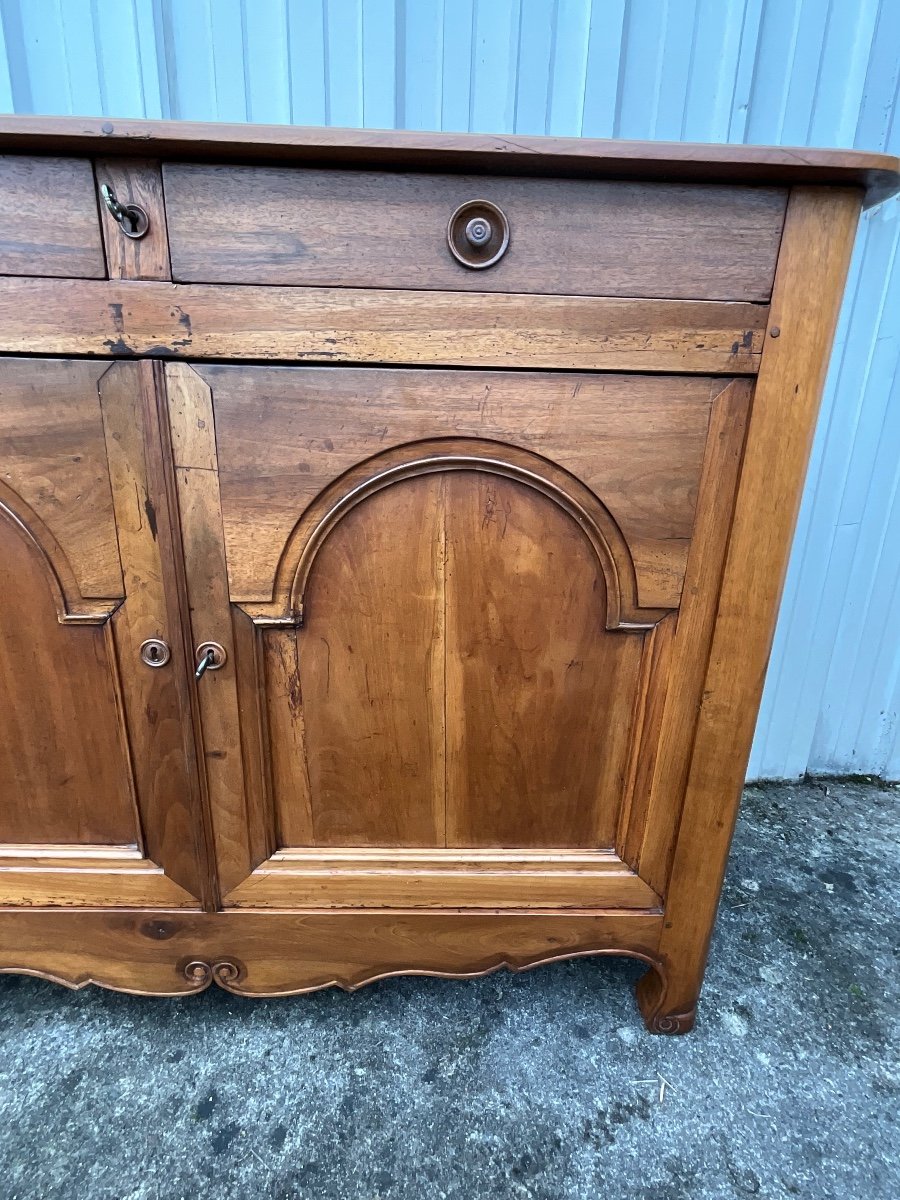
left=1, top=0, right=898, bottom=779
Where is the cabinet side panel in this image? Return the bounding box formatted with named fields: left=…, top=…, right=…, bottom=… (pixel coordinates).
left=637, top=187, right=863, bottom=1033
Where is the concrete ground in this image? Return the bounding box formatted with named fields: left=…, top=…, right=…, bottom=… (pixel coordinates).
left=0, top=778, right=897, bottom=1200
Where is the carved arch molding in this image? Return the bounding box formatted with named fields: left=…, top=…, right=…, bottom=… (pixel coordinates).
left=0, top=481, right=119, bottom=625
left=241, top=438, right=672, bottom=631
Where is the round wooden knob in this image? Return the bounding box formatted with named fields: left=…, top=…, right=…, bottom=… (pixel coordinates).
left=464, top=216, right=492, bottom=247
left=447, top=200, right=510, bottom=269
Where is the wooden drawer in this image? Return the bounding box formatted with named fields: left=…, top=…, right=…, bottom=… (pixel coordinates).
left=164, top=164, right=787, bottom=301
left=0, top=156, right=105, bottom=278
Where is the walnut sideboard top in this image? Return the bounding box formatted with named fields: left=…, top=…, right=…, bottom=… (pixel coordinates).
left=0, top=116, right=897, bottom=1030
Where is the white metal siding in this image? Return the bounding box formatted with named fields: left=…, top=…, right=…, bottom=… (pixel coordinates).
left=1, top=0, right=897, bottom=778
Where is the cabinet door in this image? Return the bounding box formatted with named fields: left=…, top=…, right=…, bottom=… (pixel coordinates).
left=166, top=364, right=749, bottom=909
left=0, top=359, right=210, bottom=907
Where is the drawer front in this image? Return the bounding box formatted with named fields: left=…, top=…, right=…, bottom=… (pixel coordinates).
left=0, top=156, right=105, bottom=278
left=164, top=164, right=787, bottom=301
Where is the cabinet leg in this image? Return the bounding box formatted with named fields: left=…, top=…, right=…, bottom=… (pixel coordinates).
left=635, top=963, right=697, bottom=1035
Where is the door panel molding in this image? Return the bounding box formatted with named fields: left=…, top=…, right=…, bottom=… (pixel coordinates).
left=247, top=439, right=670, bottom=632
left=0, top=508, right=138, bottom=848
left=165, top=363, right=742, bottom=912
left=0, top=846, right=197, bottom=907
left=0, top=479, right=119, bottom=624
left=226, top=848, right=661, bottom=910
left=97, top=361, right=215, bottom=906
left=201, top=365, right=716, bottom=614
left=165, top=363, right=255, bottom=896
left=0, top=358, right=213, bottom=907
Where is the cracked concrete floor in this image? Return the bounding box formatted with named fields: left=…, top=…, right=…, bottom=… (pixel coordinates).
left=0, top=777, right=897, bottom=1199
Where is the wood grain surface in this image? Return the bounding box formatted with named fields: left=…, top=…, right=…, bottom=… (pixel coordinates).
left=0, top=849, right=196, bottom=908
left=226, top=849, right=660, bottom=910
left=626, top=380, right=751, bottom=893
left=283, top=476, right=447, bottom=848
left=0, top=154, right=105, bottom=277
left=442, top=472, right=643, bottom=848
left=0, top=116, right=895, bottom=203
left=198, top=365, right=718, bottom=613
left=95, top=158, right=171, bottom=280
left=637, top=187, right=863, bottom=1034
left=166, top=364, right=254, bottom=898
left=161, top=362, right=751, bottom=919
left=100, top=362, right=214, bottom=903
left=265, top=470, right=647, bottom=854
left=0, top=277, right=767, bottom=374
left=0, top=521, right=135, bottom=845
left=165, top=164, right=786, bottom=301
left=0, top=359, right=212, bottom=908
left=0, top=909, right=664, bottom=997
left=0, top=358, right=122, bottom=601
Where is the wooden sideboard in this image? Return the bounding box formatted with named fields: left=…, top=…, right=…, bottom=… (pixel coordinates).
left=0, top=117, right=897, bottom=1031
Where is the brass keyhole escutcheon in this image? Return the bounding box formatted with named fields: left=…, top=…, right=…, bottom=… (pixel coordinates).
left=195, top=641, right=227, bottom=680
left=139, top=638, right=171, bottom=668
left=119, top=204, right=150, bottom=239
left=447, top=199, right=510, bottom=269
left=100, top=183, right=150, bottom=240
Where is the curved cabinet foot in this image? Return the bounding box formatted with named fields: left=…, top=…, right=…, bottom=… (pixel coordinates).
left=635, top=963, right=697, bottom=1035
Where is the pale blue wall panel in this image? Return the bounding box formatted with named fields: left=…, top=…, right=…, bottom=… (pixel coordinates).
left=397, top=0, right=440, bottom=132
left=581, top=0, right=626, bottom=138
left=325, top=0, right=363, bottom=128
left=362, top=0, right=396, bottom=128
left=0, top=6, right=12, bottom=112
left=724, top=0, right=764, bottom=143
left=159, top=0, right=218, bottom=121
left=547, top=0, right=591, bottom=136
left=471, top=0, right=519, bottom=134
left=288, top=0, right=327, bottom=126
left=439, top=0, right=474, bottom=133
left=208, top=0, right=250, bottom=123
left=1, top=0, right=898, bottom=778
left=246, top=0, right=292, bottom=124
left=680, top=0, right=744, bottom=142
left=133, top=0, right=165, bottom=119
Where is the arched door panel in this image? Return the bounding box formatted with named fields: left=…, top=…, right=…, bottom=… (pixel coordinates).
left=269, top=470, right=642, bottom=850
left=274, top=474, right=446, bottom=847
left=0, top=359, right=210, bottom=907
left=0, top=510, right=134, bottom=845
left=444, top=471, right=642, bottom=848
left=167, top=364, right=749, bottom=910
